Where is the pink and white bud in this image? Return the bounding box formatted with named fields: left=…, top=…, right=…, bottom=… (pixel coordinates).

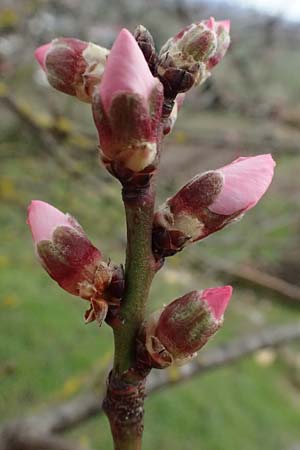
left=27, top=200, right=113, bottom=302
left=144, top=286, right=232, bottom=367
left=153, top=154, right=275, bottom=257
left=157, top=17, right=230, bottom=97
left=35, top=38, right=109, bottom=103
left=92, top=28, right=163, bottom=177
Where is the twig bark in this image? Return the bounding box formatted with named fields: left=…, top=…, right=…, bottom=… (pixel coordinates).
left=103, top=180, right=157, bottom=450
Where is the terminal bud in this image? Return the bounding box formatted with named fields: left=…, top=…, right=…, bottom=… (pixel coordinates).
left=92, top=28, right=163, bottom=185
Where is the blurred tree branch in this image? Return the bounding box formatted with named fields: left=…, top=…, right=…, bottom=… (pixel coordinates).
left=205, top=260, right=300, bottom=306
left=1, top=322, right=300, bottom=449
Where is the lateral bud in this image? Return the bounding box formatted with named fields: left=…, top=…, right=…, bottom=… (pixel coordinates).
left=142, top=287, right=232, bottom=368
left=35, top=38, right=109, bottom=102
left=27, top=200, right=124, bottom=326
left=153, top=155, right=275, bottom=258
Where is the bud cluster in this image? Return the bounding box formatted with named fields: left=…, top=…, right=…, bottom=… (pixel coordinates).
left=34, top=20, right=230, bottom=187
left=32, top=21, right=276, bottom=383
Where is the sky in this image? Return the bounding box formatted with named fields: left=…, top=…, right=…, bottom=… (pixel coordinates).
left=234, top=0, right=300, bottom=20
left=210, top=0, right=300, bottom=21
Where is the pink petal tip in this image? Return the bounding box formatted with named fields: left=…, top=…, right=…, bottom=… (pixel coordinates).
left=206, top=17, right=216, bottom=30
left=202, top=286, right=233, bottom=320
left=27, top=200, right=71, bottom=244
left=34, top=43, right=52, bottom=70
left=99, top=28, right=157, bottom=113
left=209, top=154, right=276, bottom=216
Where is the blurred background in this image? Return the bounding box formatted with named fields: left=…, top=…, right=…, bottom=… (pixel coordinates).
left=1, top=0, right=300, bottom=449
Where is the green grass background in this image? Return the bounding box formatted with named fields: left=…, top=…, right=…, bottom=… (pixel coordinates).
left=1, top=115, right=300, bottom=449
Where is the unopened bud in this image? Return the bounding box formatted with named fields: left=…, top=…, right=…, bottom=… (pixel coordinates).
left=35, top=38, right=109, bottom=102
left=27, top=200, right=118, bottom=326
left=157, top=17, right=230, bottom=97
left=153, top=154, right=275, bottom=257
left=144, top=286, right=232, bottom=367
left=92, top=28, right=163, bottom=184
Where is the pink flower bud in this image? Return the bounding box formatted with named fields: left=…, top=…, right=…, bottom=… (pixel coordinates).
left=157, top=17, right=230, bottom=96
left=27, top=200, right=108, bottom=299
left=153, top=154, right=275, bottom=257
left=144, top=286, right=232, bottom=367
left=35, top=38, right=109, bottom=102
left=92, top=29, right=163, bottom=177
left=99, top=28, right=158, bottom=114
left=209, top=155, right=275, bottom=215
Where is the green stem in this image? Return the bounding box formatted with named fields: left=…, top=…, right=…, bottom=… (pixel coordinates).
left=114, top=184, right=156, bottom=373
left=104, top=180, right=156, bottom=450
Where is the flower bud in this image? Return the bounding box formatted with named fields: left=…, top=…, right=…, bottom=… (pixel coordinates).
left=157, top=17, right=230, bottom=97
left=153, top=154, right=275, bottom=257
left=144, top=286, right=232, bottom=367
left=27, top=200, right=118, bottom=325
left=35, top=38, right=109, bottom=102
left=92, top=28, right=163, bottom=181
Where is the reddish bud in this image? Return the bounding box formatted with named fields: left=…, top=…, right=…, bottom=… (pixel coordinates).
left=92, top=28, right=163, bottom=180
left=153, top=154, right=275, bottom=257
left=157, top=17, right=230, bottom=97
left=27, top=200, right=120, bottom=325
left=27, top=200, right=105, bottom=295
left=144, top=286, right=232, bottom=367
left=35, top=38, right=109, bottom=102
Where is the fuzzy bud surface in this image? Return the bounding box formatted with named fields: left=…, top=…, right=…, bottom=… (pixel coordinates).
left=92, top=28, right=163, bottom=179
left=157, top=17, right=230, bottom=96
left=35, top=38, right=109, bottom=102
left=153, top=154, right=275, bottom=256
left=27, top=201, right=121, bottom=324
left=144, top=286, right=232, bottom=367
